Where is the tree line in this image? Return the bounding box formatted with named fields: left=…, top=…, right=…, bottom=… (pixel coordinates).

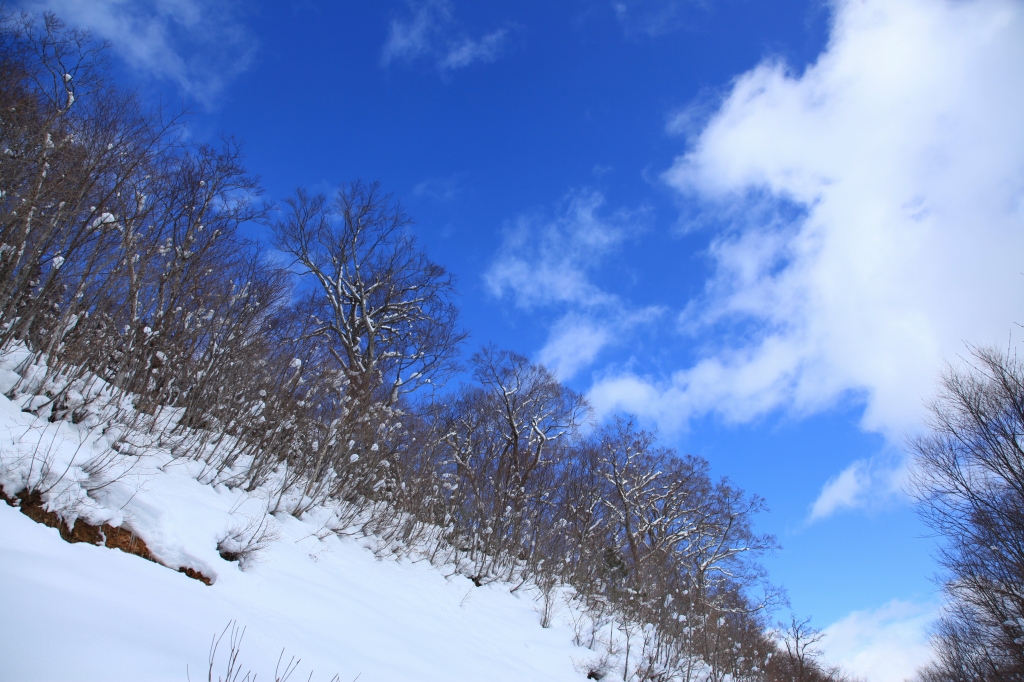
left=0, top=12, right=859, bottom=682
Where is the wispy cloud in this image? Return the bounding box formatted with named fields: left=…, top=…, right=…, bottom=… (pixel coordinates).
left=611, top=0, right=706, bottom=37
left=438, top=29, right=507, bottom=70
left=537, top=314, right=612, bottom=381
left=381, top=0, right=450, bottom=65
left=22, top=0, right=257, bottom=106
left=590, top=0, right=1024, bottom=514
left=485, top=190, right=662, bottom=380
left=382, top=0, right=511, bottom=72
left=821, top=599, right=938, bottom=682
left=486, top=190, right=633, bottom=309
left=665, top=86, right=727, bottom=144
left=413, top=175, right=462, bottom=201
left=808, top=450, right=907, bottom=522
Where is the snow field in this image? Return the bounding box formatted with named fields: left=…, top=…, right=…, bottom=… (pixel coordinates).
left=0, top=354, right=606, bottom=682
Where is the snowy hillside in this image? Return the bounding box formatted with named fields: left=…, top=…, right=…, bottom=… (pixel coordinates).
left=0, top=355, right=601, bottom=682
left=0, top=498, right=588, bottom=682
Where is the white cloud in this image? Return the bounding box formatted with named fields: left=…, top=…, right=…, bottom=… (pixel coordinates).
left=592, top=0, right=1024, bottom=493
left=23, top=0, right=256, bottom=105
left=536, top=307, right=663, bottom=381
left=485, top=191, right=662, bottom=380
left=382, top=0, right=510, bottom=71
left=537, top=315, right=612, bottom=381
left=808, top=451, right=906, bottom=522
left=821, top=600, right=938, bottom=682
left=485, top=190, right=634, bottom=309
left=665, top=86, right=724, bottom=142
left=809, top=461, right=866, bottom=522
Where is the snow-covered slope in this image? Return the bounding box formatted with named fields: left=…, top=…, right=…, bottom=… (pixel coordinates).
left=0, top=366, right=598, bottom=682
left=0, top=505, right=587, bottom=681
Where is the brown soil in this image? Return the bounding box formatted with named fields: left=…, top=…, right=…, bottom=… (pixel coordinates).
left=178, top=566, right=212, bottom=584
left=2, top=487, right=212, bottom=585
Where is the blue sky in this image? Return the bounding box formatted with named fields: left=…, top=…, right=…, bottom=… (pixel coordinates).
left=25, top=0, right=1024, bottom=678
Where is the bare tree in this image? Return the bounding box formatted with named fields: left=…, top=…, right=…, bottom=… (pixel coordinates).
left=433, top=347, right=588, bottom=580
left=909, top=345, right=1024, bottom=680
left=0, top=11, right=178, bottom=356
left=273, top=182, right=464, bottom=408
left=778, top=615, right=826, bottom=682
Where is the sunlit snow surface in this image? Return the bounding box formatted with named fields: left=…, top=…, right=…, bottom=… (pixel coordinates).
left=0, top=373, right=591, bottom=681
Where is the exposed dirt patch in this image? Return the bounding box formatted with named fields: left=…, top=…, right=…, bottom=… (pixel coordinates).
left=1, top=487, right=212, bottom=585
left=178, top=566, right=212, bottom=585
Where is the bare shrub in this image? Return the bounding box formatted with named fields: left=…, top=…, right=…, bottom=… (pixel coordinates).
left=535, top=572, right=559, bottom=628
left=572, top=652, right=611, bottom=680
left=217, top=516, right=280, bottom=569
left=191, top=620, right=345, bottom=682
